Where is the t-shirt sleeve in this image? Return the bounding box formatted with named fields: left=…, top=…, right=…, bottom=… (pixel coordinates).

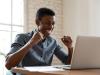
left=7, top=34, right=27, bottom=55
left=54, top=42, right=68, bottom=64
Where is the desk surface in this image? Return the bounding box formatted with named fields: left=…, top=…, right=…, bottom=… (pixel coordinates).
left=11, top=67, right=100, bottom=75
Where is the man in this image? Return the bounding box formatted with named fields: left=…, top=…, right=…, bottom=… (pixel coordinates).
left=5, top=7, right=73, bottom=72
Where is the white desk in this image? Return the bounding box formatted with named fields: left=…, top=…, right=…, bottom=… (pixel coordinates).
left=11, top=67, right=100, bottom=75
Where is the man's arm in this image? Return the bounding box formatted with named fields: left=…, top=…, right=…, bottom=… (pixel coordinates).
left=5, top=32, right=43, bottom=70
left=54, top=44, right=73, bottom=64
left=66, top=47, right=73, bottom=64
left=61, top=36, right=73, bottom=64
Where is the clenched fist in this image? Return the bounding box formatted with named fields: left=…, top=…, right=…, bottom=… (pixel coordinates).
left=61, top=36, right=73, bottom=49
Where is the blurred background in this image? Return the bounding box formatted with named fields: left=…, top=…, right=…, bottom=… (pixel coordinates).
left=0, top=0, right=100, bottom=74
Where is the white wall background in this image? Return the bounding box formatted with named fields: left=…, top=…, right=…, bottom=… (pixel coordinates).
left=63, top=0, right=100, bottom=44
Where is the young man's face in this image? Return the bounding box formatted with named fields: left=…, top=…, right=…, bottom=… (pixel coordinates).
left=37, top=15, right=55, bottom=36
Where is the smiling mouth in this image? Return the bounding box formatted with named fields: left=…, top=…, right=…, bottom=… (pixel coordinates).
left=44, top=29, right=52, bottom=34
left=43, top=28, right=51, bottom=31
left=46, top=28, right=53, bottom=30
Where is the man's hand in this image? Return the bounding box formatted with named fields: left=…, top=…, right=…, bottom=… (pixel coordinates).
left=61, top=36, right=73, bottom=49
left=31, top=31, right=44, bottom=45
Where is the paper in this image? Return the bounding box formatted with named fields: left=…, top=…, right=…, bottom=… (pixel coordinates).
left=24, top=66, right=64, bottom=72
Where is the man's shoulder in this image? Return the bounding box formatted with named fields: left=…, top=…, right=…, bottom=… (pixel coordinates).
left=16, top=33, right=30, bottom=37
left=14, top=31, right=34, bottom=43
left=16, top=31, right=34, bottom=38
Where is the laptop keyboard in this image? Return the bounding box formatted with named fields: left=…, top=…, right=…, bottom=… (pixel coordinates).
left=53, top=65, right=71, bottom=70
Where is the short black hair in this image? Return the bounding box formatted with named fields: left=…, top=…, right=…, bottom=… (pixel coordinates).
left=36, top=7, right=55, bottom=20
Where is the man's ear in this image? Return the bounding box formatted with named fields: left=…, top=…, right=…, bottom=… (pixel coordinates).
left=35, top=19, right=40, bottom=26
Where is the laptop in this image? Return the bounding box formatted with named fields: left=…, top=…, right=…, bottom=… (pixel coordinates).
left=54, top=36, right=100, bottom=69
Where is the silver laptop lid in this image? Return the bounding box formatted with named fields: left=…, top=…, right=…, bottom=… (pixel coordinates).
left=71, top=36, right=100, bottom=69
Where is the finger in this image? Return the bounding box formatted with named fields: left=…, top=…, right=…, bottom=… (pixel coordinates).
left=61, top=38, right=67, bottom=44
left=64, top=36, right=72, bottom=42
left=63, top=38, right=71, bottom=43
left=61, top=38, right=64, bottom=42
